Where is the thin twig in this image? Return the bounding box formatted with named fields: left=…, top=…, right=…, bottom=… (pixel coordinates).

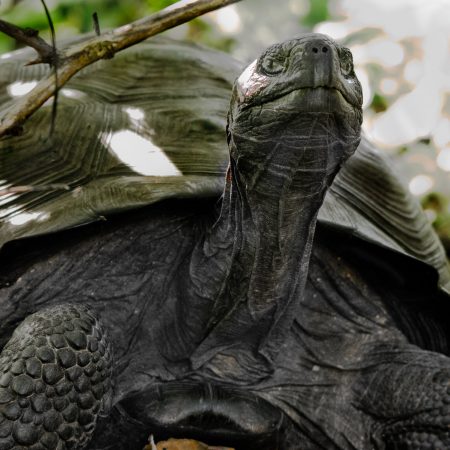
left=0, top=19, right=56, bottom=64
left=39, top=0, right=59, bottom=135
left=93, top=12, right=101, bottom=36
left=0, top=0, right=242, bottom=138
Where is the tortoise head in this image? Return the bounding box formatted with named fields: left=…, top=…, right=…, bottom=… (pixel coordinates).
left=227, top=34, right=363, bottom=191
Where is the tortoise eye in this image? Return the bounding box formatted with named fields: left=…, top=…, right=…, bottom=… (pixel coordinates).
left=259, top=48, right=287, bottom=75
left=339, top=47, right=354, bottom=77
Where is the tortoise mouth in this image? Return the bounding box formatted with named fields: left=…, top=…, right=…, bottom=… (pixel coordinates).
left=304, top=84, right=360, bottom=108
left=119, top=382, right=284, bottom=449
left=263, top=85, right=360, bottom=113
left=241, top=83, right=361, bottom=114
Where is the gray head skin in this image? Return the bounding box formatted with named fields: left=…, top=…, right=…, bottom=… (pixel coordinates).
left=1, top=34, right=450, bottom=450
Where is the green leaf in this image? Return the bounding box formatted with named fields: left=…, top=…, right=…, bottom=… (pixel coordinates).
left=370, top=93, right=388, bottom=113
left=302, top=0, right=330, bottom=27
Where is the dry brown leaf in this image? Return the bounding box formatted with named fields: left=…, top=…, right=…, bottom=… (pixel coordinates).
left=143, top=437, right=234, bottom=450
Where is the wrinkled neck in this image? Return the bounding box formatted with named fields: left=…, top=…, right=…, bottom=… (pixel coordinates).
left=190, top=114, right=355, bottom=369
left=222, top=143, right=334, bottom=313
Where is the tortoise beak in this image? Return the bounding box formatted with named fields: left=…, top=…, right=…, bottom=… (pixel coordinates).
left=289, top=36, right=361, bottom=109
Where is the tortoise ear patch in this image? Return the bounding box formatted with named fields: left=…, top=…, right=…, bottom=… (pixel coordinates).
left=236, top=60, right=270, bottom=102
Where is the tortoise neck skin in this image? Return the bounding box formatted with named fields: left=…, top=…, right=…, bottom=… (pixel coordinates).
left=190, top=34, right=362, bottom=369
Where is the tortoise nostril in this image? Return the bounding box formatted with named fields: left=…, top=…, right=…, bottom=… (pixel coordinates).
left=312, top=46, right=328, bottom=54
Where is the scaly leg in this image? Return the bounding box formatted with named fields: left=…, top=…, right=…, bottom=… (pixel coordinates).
left=354, top=344, right=450, bottom=449
left=0, top=304, right=112, bottom=449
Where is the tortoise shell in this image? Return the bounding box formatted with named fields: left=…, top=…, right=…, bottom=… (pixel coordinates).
left=0, top=36, right=448, bottom=293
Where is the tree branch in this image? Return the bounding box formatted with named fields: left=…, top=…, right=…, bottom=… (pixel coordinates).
left=0, top=19, right=57, bottom=65
left=0, top=0, right=243, bottom=138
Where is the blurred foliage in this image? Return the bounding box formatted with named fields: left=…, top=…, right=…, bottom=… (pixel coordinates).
left=186, top=18, right=236, bottom=53
left=0, top=0, right=236, bottom=53
left=370, top=93, right=388, bottom=113
left=301, top=0, right=330, bottom=27
left=423, top=193, right=450, bottom=258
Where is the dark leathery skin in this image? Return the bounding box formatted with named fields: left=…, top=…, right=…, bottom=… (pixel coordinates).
left=0, top=304, right=112, bottom=449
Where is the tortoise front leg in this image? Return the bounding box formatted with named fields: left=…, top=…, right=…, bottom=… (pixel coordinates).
left=0, top=304, right=112, bottom=449
left=353, top=344, right=450, bottom=449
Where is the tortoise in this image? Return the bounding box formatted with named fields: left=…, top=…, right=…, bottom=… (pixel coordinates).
left=0, top=32, right=449, bottom=450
